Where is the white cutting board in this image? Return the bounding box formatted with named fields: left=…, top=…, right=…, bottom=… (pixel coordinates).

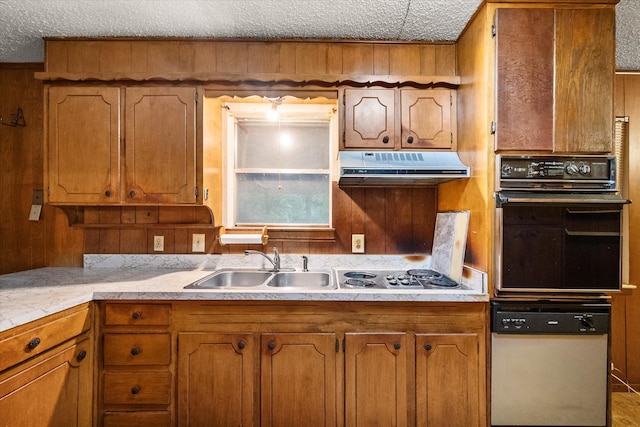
left=430, top=211, right=470, bottom=284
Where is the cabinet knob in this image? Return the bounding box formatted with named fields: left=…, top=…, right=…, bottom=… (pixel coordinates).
left=393, top=342, right=401, bottom=350
left=129, top=190, right=136, bottom=197
left=131, top=386, right=141, bottom=395
left=238, top=341, right=246, bottom=350
left=131, top=347, right=140, bottom=356
left=131, top=311, right=142, bottom=320
left=26, top=337, right=41, bottom=350
left=407, top=136, right=414, bottom=144
left=268, top=341, right=276, bottom=350
left=382, top=135, right=390, bottom=144
left=105, top=190, right=111, bottom=197
left=76, top=350, right=87, bottom=362
left=424, top=344, right=432, bottom=351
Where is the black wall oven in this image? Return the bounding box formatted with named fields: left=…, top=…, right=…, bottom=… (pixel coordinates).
left=495, top=156, right=629, bottom=294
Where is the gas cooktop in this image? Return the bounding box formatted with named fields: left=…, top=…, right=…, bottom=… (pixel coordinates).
left=335, top=269, right=460, bottom=290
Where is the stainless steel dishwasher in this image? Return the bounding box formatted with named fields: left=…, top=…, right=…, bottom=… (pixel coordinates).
left=491, top=300, right=610, bottom=427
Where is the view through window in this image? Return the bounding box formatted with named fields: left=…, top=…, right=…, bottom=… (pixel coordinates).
left=222, top=98, right=337, bottom=228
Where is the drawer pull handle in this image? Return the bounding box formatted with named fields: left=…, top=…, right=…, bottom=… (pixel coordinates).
left=131, top=311, right=142, bottom=320
left=26, top=337, right=41, bottom=350
left=237, top=341, right=246, bottom=350
left=424, top=344, right=432, bottom=351
left=131, top=386, right=141, bottom=395
left=393, top=342, right=401, bottom=350
left=76, top=350, right=87, bottom=362
left=268, top=341, right=276, bottom=350
left=130, top=347, right=140, bottom=356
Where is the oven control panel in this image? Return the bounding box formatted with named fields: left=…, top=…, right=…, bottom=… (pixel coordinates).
left=498, top=156, right=616, bottom=191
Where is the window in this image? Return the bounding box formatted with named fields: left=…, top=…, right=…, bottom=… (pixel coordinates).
left=222, top=97, right=338, bottom=229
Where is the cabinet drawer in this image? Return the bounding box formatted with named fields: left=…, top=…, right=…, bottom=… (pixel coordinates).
left=103, top=411, right=171, bottom=427
left=0, top=305, right=91, bottom=372
left=104, top=303, right=171, bottom=326
left=104, top=334, right=171, bottom=366
left=103, top=371, right=171, bottom=405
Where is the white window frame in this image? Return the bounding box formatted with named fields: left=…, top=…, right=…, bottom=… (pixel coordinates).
left=221, top=99, right=339, bottom=229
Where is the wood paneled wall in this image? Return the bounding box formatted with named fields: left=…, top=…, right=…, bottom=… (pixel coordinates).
left=78, top=185, right=437, bottom=256
left=1, top=40, right=455, bottom=272
left=42, top=39, right=456, bottom=78
left=0, top=65, right=45, bottom=274
left=611, top=73, right=640, bottom=391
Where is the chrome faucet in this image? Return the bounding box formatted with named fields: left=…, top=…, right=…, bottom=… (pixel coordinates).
left=244, top=247, right=280, bottom=272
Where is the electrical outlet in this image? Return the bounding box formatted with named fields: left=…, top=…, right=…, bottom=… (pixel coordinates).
left=192, top=234, right=205, bottom=253
left=153, top=235, right=164, bottom=252
left=352, top=234, right=365, bottom=253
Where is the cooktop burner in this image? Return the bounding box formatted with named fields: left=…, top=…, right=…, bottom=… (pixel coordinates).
left=336, top=269, right=461, bottom=290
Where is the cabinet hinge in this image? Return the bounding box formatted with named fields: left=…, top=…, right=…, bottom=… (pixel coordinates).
left=491, top=24, right=496, bottom=38
left=491, top=121, right=496, bottom=135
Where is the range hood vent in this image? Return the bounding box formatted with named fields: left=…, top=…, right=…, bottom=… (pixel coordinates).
left=338, top=151, right=470, bottom=187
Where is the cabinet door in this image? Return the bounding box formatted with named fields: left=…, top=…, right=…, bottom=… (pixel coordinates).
left=177, top=332, right=256, bottom=427
left=261, top=333, right=338, bottom=427
left=495, top=7, right=615, bottom=154
left=401, top=89, right=455, bottom=149
left=554, top=7, right=615, bottom=154
left=125, top=87, right=197, bottom=203
left=48, top=86, right=121, bottom=203
left=344, top=332, right=407, bottom=427
left=415, top=334, right=480, bottom=426
left=344, top=89, right=396, bottom=149
left=494, top=8, right=554, bottom=152
left=0, top=338, right=92, bottom=427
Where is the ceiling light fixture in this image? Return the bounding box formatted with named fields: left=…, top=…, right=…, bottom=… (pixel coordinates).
left=267, top=97, right=282, bottom=121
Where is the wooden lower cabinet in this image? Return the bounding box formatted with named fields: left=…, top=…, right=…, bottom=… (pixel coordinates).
left=415, top=334, right=480, bottom=426
left=0, top=304, right=93, bottom=427
left=177, top=332, right=256, bottom=427
left=99, top=301, right=487, bottom=426
left=345, top=333, right=408, bottom=427
left=99, top=303, right=173, bottom=426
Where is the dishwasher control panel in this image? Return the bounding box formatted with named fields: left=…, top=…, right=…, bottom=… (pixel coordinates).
left=491, top=301, right=610, bottom=334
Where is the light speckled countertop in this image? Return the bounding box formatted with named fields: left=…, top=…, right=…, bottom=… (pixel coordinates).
left=0, top=254, right=488, bottom=332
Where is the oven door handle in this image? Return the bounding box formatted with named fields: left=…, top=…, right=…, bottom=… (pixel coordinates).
left=496, top=192, right=630, bottom=207
left=565, top=229, right=621, bottom=237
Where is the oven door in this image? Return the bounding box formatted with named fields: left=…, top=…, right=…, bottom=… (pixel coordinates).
left=495, top=192, right=628, bottom=293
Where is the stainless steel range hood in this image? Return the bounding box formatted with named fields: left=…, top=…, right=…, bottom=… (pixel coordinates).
left=338, top=151, right=470, bottom=187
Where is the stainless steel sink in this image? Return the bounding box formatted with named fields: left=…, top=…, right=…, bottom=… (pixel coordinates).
left=266, top=271, right=334, bottom=289
left=184, top=269, right=272, bottom=289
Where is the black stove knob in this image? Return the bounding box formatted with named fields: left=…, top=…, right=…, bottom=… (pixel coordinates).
left=580, top=316, right=594, bottom=329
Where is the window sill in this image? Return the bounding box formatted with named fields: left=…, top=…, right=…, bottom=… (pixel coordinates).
left=266, top=227, right=336, bottom=243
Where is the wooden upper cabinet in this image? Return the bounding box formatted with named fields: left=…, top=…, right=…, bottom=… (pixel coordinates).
left=46, top=86, right=197, bottom=205
left=344, top=89, right=396, bottom=149
left=344, top=88, right=455, bottom=150
left=401, top=89, right=455, bottom=149
left=47, top=86, right=121, bottom=204
left=125, top=87, right=197, bottom=204
left=494, top=7, right=615, bottom=154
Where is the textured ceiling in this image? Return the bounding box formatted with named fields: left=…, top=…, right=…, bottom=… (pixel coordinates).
left=0, top=0, right=638, bottom=70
